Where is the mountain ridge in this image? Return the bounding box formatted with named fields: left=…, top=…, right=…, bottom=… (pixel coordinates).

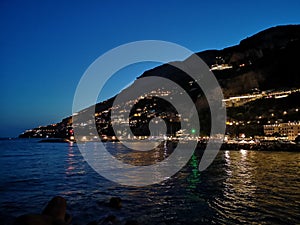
left=19, top=25, right=300, bottom=138
left=139, top=25, right=300, bottom=97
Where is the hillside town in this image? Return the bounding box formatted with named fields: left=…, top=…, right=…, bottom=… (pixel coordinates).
left=19, top=87, right=300, bottom=150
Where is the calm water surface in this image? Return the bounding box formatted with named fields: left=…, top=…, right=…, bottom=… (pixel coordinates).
left=0, top=139, right=299, bottom=225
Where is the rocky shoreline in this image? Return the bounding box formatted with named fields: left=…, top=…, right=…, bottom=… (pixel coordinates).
left=13, top=196, right=138, bottom=225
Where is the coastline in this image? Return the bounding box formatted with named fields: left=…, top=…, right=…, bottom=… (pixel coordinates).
left=25, top=137, right=300, bottom=152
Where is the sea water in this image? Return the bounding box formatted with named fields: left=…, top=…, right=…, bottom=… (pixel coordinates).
left=0, top=139, right=299, bottom=224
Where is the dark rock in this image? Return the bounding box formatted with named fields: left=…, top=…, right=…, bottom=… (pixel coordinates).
left=42, top=196, right=67, bottom=221
left=14, top=196, right=71, bottom=225
left=109, top=197, right=122, bottom=209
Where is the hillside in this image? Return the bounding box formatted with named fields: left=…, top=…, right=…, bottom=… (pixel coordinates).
left=140, top=25, right=300, bottom=97
left=19, top=25, right=300, bottom=139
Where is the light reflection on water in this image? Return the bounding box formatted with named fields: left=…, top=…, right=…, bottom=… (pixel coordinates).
left=212, top=150, right=300, bottom=224
left=0, top=139, right=299, bottom=225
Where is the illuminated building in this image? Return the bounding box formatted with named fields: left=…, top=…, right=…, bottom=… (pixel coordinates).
left=264, top=122, right=300, bottom=140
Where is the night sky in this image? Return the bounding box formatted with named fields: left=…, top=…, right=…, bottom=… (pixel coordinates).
left=1, top=0, right=300, bottom=137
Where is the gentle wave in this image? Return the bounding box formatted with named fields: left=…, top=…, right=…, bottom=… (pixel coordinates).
left=0, top=139, right=299, bottom=225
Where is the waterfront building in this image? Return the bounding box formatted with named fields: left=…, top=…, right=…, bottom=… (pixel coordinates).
left=264, top=122, right=300, bottom=140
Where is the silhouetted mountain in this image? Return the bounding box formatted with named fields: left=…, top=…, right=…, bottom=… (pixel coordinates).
left=19, top=25, right=300, bottom=138
left=139, top=25, right=300, bottom=97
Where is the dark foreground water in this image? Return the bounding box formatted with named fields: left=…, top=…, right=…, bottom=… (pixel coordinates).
left=0, top=139, right=299, bottom=225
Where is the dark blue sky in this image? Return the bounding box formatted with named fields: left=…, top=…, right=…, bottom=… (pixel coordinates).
left=1, top=0, right=299, bottom=137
